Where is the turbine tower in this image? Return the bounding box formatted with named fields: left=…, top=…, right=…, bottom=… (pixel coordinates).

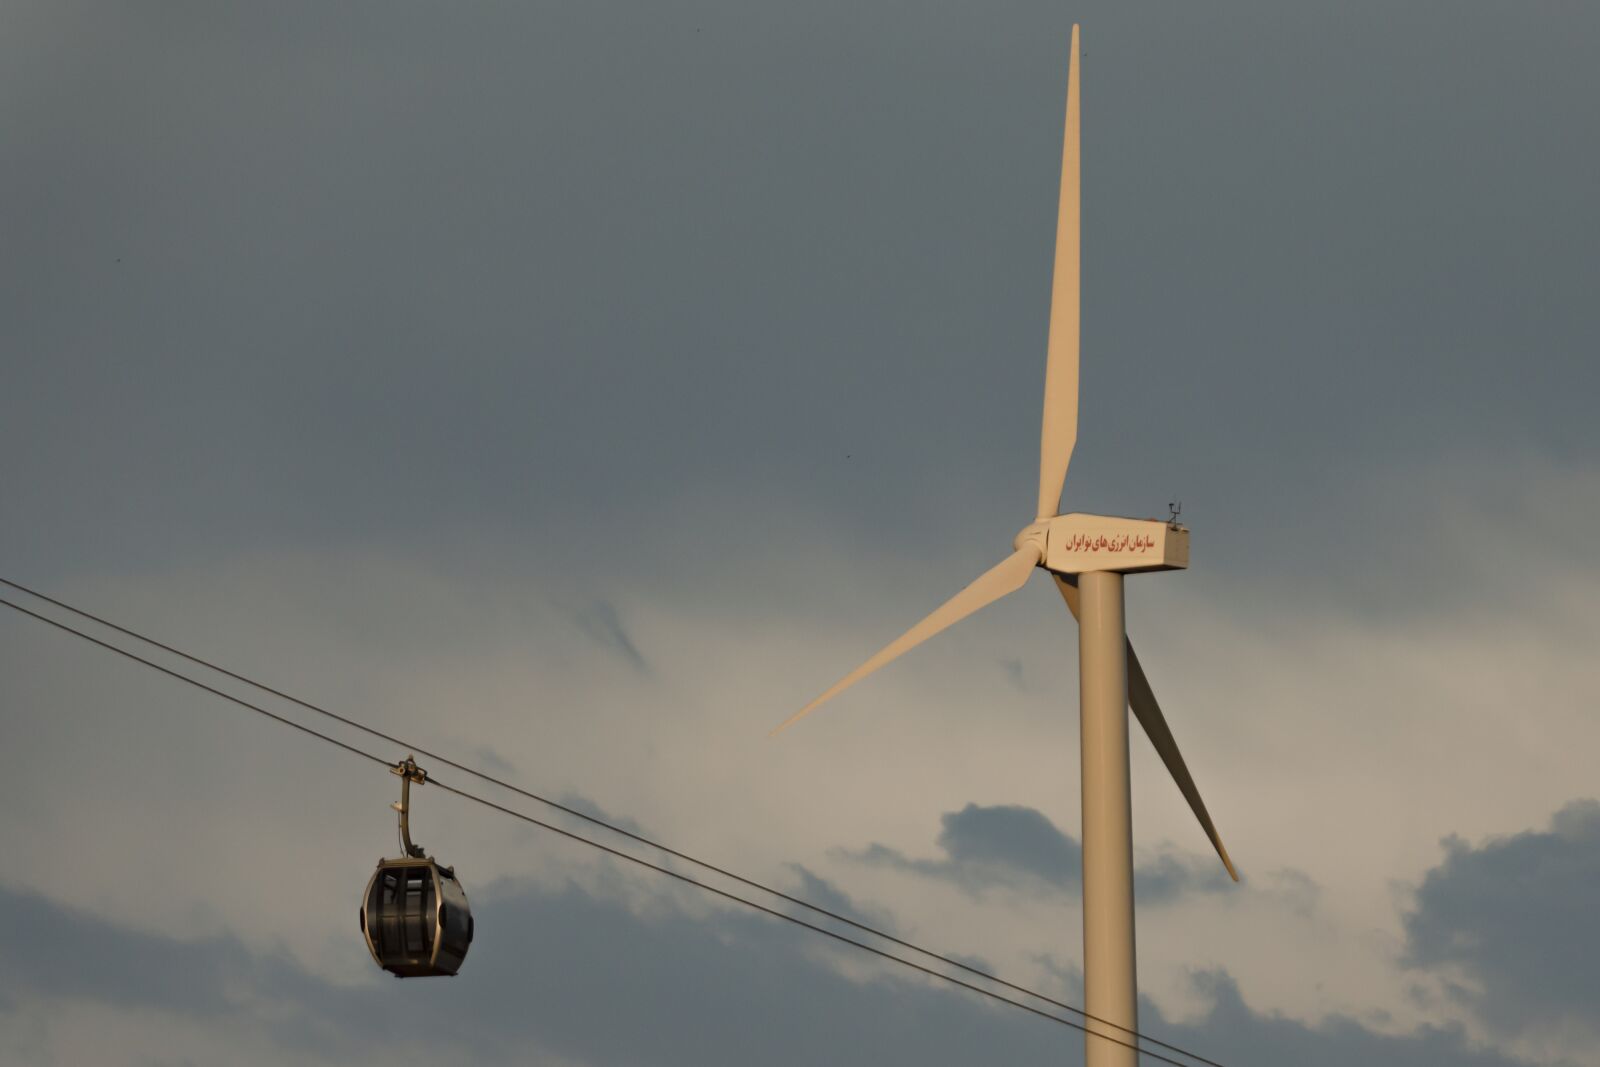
left=773, top=25, right=1236, bottom=1067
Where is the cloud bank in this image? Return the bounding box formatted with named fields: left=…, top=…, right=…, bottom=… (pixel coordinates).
left=1403, top=798, right=1600, bottom=1045
left=0, top=871, right=1554, bottom=1067
left=853, top=802, right=1238, bottom=903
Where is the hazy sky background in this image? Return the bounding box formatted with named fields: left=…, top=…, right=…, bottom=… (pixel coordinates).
left=4, top=2, right=1598, bottom=1065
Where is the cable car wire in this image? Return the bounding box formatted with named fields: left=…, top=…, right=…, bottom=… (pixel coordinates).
left=0, top=594, right=1192, bottom=1064
left=0, top=580, right=1230, bottom=1067
left=0, top=581, right=1225, bottom=1067
left=426, top=775, right=1207, bottom=1067
left=1, top=593, right=394, bottom=771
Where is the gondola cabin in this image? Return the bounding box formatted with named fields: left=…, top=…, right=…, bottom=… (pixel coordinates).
left=360, top=857, right=473, bottom=977
left=360, top=755, right=474, bottom=977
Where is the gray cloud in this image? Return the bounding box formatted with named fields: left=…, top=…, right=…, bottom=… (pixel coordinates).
left=0, top=877, right=1551, bottom=1067
left=1162, top=970, right=1547, bottom=1067
left=785, top=863, right=897, bottom=935
left=852, top=802, right=1080, bottom=894
left=554, top=791, right=652, bottom=840
left=853, top=802, right=1235, bottom=904
left=0, top=881, right=376, bottom=1064
left=1135, top=850, right=1238, bottom=905
left=1402, top=798, right=1600, bottom=1040
left=937, top=802, right=1081, bottom=886
left=568, top=599, right=650, bottom=674
left=0, top=879, right=306, bottom=1022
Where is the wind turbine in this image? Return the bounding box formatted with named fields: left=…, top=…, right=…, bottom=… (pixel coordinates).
left=773, top=25, right=1236, bottom=1067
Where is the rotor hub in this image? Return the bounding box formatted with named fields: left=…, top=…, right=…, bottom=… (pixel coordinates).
left=1011, top=520, right=1049, bottom=559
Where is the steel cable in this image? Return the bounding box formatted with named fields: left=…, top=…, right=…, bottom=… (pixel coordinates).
left=1, top=580, right=1229, bottom=1067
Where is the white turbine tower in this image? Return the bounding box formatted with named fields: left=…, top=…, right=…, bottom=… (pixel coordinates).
left=774, top=25, right=1237, bottom=1067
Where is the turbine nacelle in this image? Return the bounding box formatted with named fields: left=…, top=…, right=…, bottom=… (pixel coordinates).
left=1026, top=513, right=1190, bottom=575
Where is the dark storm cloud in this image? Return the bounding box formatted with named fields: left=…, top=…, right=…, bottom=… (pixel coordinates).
left=0, top=878, right=1547, bottom=1067
left=1401, top=798, right=1600, bottom=1039
left=853, top=802, right=1234, bottom=903
left=4, top=1, right=1598, bottom=610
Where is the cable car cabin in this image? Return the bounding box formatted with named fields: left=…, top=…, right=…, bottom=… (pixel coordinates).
left=360, top=857, right=474, bottom=977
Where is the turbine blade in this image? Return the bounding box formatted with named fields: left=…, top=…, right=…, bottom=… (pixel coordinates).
left=774, top=547, right=1042, bottom=735
left=1125, top=642, right=1239, bottom=881
left=1036, top=23, right=1081, bottom=521
left=1052, top=575, right=1239, bottom=881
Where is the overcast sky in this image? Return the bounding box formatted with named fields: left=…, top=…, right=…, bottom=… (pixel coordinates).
left=4, top=2, right=1599, bottom=1065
